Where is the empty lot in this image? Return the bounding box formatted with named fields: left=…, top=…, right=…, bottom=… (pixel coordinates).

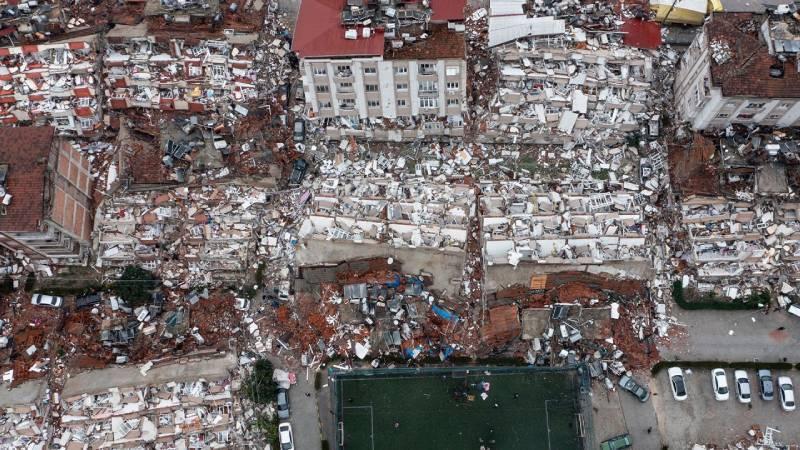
left=652, top=368, right=800, bottom=447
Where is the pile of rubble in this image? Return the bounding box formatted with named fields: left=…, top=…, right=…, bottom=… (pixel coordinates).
left=670, top=129, right=800, bottom=308
left=95, top=183, right=280, bottom=286
left=56, top=377, right=240, bottom=448
left=0, top=38, right=101, bottom=135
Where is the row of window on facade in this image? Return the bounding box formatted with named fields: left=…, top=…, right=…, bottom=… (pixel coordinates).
left=318, top=97, right=460, bottom=109
left=313, top=63, right=460, bottom=77
left=316, top=81, right=460, bottom=93
left=715, top=100, right=796, bottom=120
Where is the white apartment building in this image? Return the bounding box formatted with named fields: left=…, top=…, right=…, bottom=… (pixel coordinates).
left=292, top=0, right=467, bottom=140
left=674, top=12, right=800, bottom=130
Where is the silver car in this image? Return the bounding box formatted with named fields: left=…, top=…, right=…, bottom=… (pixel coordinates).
left=276, top=388, right=290, bottom=419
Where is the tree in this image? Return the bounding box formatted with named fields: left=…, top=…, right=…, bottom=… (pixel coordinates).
left=244, top=359, right=277, bottom=405
left=112, top=265, right=158, bottom=307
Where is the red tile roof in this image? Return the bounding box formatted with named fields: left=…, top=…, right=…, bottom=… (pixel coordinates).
left=430, top=0, right=465, bottom=22
left=0, top=127, right=54, bottom=232
left=622, top=19, right=661, bottom=50
left=292, top=0, right=385, bottom=59
left=708, top=13, right=800, bottom=98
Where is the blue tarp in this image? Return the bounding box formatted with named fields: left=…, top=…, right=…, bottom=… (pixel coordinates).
left=432, top=305, right=458, bottom=322
left=384, top=273, right=401, bottom=288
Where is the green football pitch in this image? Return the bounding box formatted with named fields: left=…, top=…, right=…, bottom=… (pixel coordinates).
left=333, top=367, right=586, bottom=450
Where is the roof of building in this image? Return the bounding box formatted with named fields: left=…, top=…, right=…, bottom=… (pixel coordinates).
left=621, top=19, right=662, bottom=50
left=292, top=0, right=385, bottom=59
left=430, top=0, right=465, bottom=22
left=384, top=24, right=466, bottom=60
left=707, top=13, right=800, bottom=98
left=0, top=127, right=54, bottom=232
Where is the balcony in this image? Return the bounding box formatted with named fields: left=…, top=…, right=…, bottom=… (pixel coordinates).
left=335, top=69, right=353, bottom=79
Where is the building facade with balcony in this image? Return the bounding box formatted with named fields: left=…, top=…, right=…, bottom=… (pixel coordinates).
left=292, top=0, right=468, bottom=140
left=674, top=13, right=800, bottom=130
left=0, top=127, right=94, bottom=264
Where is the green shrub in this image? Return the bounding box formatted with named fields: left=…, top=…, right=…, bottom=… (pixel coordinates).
left=671, top=280, right=765, bottom=310
left=255, top=416, right=279, bottom=446
left=0, top=276, right=14, bottom=295
left=111, top=265, right=158, bottom=307
left=24, top=273, right=35, bottom=292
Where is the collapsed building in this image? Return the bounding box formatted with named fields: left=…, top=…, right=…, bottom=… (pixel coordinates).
left=478, top=0, right=658, bottom=145
left=480, top=181, right=649, bottom=267
left=0, top=37, right=102, bottom=135
left=55, top=365, right=241, bottom=448
left=674, top=12, right=800, bottom=130
left=293, top=0, right=468, bottom=140
left=299, top=177, right=474, bottom=252
left=94, top=183, right=277, bottom=284
left=104, top=24, right=260, bottom=116
left=674, top=130, right=800, bottom=303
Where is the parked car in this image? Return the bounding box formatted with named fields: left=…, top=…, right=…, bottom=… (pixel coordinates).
left=600, top=434, right=632, bottom=450
left=619, top=375, right=650, bottom=402
left=758, top=369, right=774, bottom=401
left=778, top=376, right=795, bottom=412
left=278, top=422, right=294, bottom=450
left=276, top=388, right=290, bottom=419
left=288, top=158, right=308, bottom=186
left=234, top=297, right=251, bottom=311
left=31, top=294, right=63, bottom=308
left=293, top=119, right=305, bottom=143
left=76, top=292, right=102, bottom=309
left=734, top=370, right=751, bottom=404
left=668, top=367, right=687, bottom=401
left=711, top=368, right=730, bottom=401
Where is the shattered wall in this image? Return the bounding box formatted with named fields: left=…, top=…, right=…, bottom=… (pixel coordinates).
left=480, top=40, right=654, bottom=145
left=0, top=38, right=102, bottom=135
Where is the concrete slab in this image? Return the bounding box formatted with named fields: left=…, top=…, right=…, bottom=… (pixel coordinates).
left=62, top=353, right=237, bottom=397
left=521, top=308, right=550, bottom=340
left=296, top=239, right=465, bottom=293
left=485, top=261, right=654, bottom=293
left=0, top=379, right=45, bottom=407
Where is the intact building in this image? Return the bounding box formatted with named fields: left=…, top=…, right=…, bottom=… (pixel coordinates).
left=674, top=12, right=800, bottom=130
left=292, top=0, right=468, bottom=140
left=0, top=127, right=94, bottom=264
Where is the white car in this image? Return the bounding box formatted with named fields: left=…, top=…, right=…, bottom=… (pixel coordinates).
left=711, top=368, right=729, bottom=401
left=278, top=422, right=294, bottom=450
left=668, top=367, right=688, bottom=401
left=734, top=370, right=751, bottom=404
left=778, top=376, right=795, bottom=412
left=30, top=294, right=63, bottom=308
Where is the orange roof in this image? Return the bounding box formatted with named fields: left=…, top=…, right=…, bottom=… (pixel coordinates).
left=292, top=0, right=385, bottom=59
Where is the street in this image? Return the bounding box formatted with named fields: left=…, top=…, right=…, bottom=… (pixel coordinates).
left=660, top=307, right=800, bottom=362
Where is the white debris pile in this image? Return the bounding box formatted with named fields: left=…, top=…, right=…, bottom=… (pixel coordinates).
left=95, top=183, right=279, bottom=287
left=709, top=39, right=732, bottom=64
left=0, top=404, right=47, bottom=449
left=54, top=377, right=239, bottom=448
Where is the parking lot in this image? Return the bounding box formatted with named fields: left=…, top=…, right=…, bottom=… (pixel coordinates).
left=652, top=368, right=800, bottom=448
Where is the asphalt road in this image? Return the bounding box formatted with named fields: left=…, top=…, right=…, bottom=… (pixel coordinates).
left=660, top=307, right=800, bottom=362
left=287, top=368, right=323, bottom=450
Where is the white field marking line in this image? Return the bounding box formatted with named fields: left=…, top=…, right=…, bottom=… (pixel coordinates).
left=341, top=405, right=375, bottom=450
left=544, top=399, right=553, bottom=450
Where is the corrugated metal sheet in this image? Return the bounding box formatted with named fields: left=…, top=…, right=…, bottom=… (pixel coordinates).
left=343, top=283, right=367, bottom=299
left=488, top=15, right=566, bottom=47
